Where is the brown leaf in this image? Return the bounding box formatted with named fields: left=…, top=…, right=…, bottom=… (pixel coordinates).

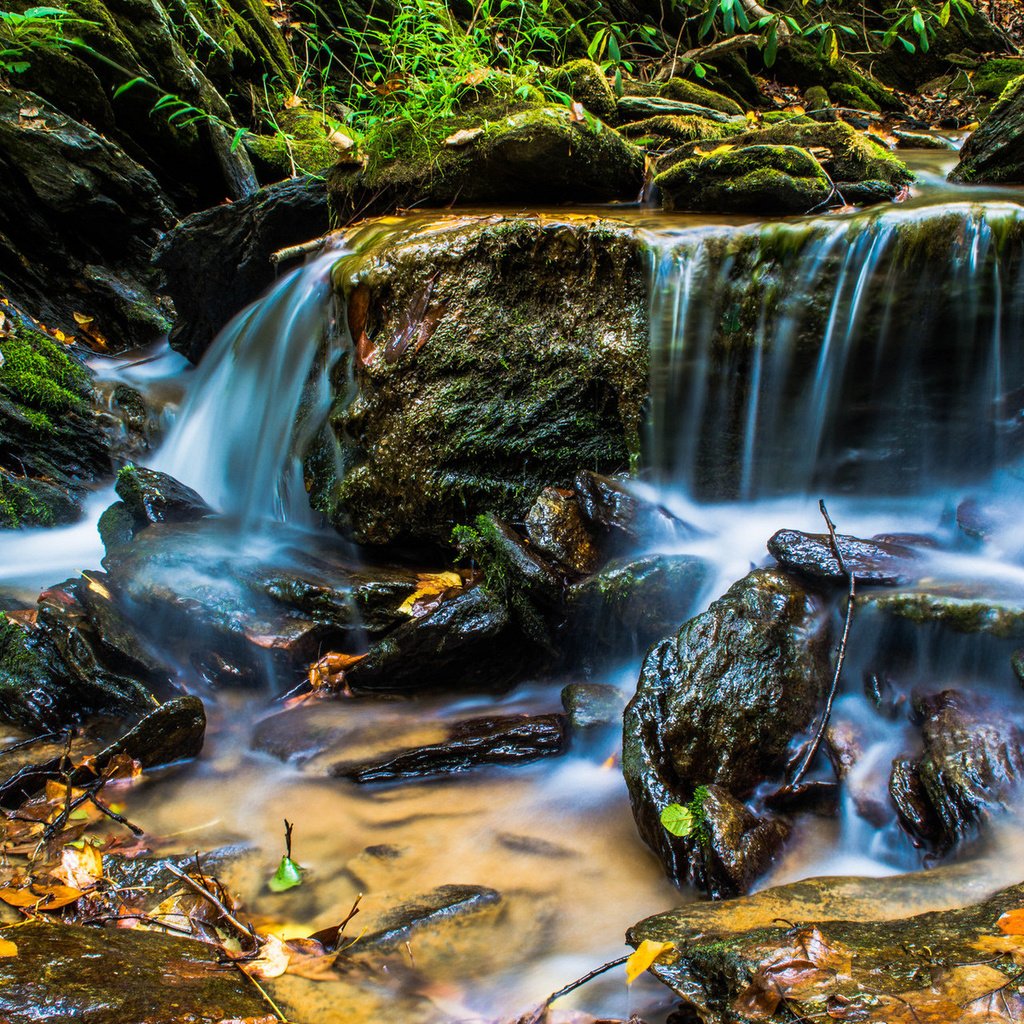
left=0, top=938, right=17, bottom=957
left=998, top=908, right=1024, bottom=935
left=0, top=882, right=85, bottom=910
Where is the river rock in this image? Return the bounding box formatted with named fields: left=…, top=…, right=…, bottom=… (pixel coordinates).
left=767, top=528, right=919, bottom=585
left=313, top=215, right=649, bottom=546
left=524, top=487, right=599, bottom=575
left=956, top=495, right=1012, bottom=540
left=656, top=144, right=833, bottom=215
left=330, top=713, right=567, bottom=782
left=115, top=464, right=213, bottom=527
left=0, top=921, right=273, bottom=1024
left=573, top=471, right=696, bottom=547
left=616, top=94, right=739, bottom=123
left=890, top=690, right=1024, bottom=852
left=547, top=59, right=617, bottom=121
left=950, top=75, right=1024, bottom=184
left=567, top=554, right=711, bottom=664
left=622, top=567, right=831, bottom=892
left=659, top=77, right=744, bottom=116
left=629, top=875, right=1024, bottom=1023
left=560, top=682, right=628, bottom=730
left=154, top=176, right=330, bottom=363
left=863, top=587, right=1024, bottom=638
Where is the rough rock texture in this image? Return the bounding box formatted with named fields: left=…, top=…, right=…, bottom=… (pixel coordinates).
left=115, top=464, right=212, bottom=527
left=314, top=215, right=649, bottom=546
left=660, top=77, right=745, bottom=115
left=0, top=920, right=273, bottom=1024
left=952, top=76, right=1024, bottom=183
left=525, top=487, right=599, bottom=575
left=658, top=143, right=832, bottom=214
left=767, top=528, right=919, bottom=586
left=889, top=690, right=1024, bottom=852
left=154, top=176, right=330, bottom=363
left=549, top=59, right=618, bottom=121
left=863, top=588, right=1024, bottom=638
left=622, top=568, right=830, bottom=893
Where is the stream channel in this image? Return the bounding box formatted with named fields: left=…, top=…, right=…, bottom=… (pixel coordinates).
left=3, top=146, right=1024, bottom=1023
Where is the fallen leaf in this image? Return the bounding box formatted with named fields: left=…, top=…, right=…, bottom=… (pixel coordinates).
left=0, top=938, right=17, bottom=957
left=626, top=939, right=675, bottom=984
left=998, top=908, right=1024, bottom=935
left=0, top=882, right=85, bottom=910
left=568, top=101, right=586, bottom=123
left=660, top=803, right=694, bottom=837
left=443, top=127, right=484, bottom=147
left=398, top=572, right=464, bottom=617
left=242, top=933, right=292, bottom=979
left=283, top=94, right=303, bottom=109
left=461, top=67, right=490, bottom=86
left=72, top=312, right=93, bottom=325
left=56, top=842, right=103, bottom=890
left=268, top=855, right=303, bottom=893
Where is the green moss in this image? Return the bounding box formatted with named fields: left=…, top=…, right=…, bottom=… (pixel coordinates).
left=804, top=85, right=830, bottom=111
left=548, top=59, right=617, bottom=121
left=0, top=612, right=42, bottom=677
left=688, top=784, right=711, bottom=844
left=973, top=59, right=1024, bottom=97
left=620, top=114, right=731, bottom=146
left=829, top=83, right=881, bottom=113
left=0, top=472, right=54, bottom=528
left=659, top=77, right=744, bottom=116
left=0, top=323, right=89, bottom=417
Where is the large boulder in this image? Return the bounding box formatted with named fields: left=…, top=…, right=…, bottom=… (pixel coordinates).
left=950, top=76, right=1024, bottom=184
left=311, top=214, right=649, bottom=546
left=623, top=567, right=831, bottom=894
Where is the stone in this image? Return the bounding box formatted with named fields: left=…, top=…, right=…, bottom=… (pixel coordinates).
left=656, top=144, right=833, bottom=215
left=548, top=59, right=617, bottom=121
left=524, top=487, right=599, bottom=575
left=863, top=588, right=1024, bottom=638
left=560, top=682, right=628, bottom=731
left=0, top=920, right=272, bottom=1024
left=837, top=178, right=900, bottom=205
left=330, top=713, right=567, bottom=782
left=622, top=568, right=831, bottom=892
left=616, top=94, right=739, bottom=123
left=659, top=77, right=744, bottom=116
left=951, top=75, right=1024, bottom=183
left=573, top=471, right=697, bottom=546
left=894, top=128, right=959, bottom=150
left=767, top=528, right=919, bottom=586
left=115, top=464, right=213, bottom=527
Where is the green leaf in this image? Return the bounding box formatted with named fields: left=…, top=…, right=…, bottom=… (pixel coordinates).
left=268, top=855, right=304, bottom=893
left=230, top=125, right=248, bottom=152
left=693, top=61, right=706, bottom=78
left=22, top=7, right=70, bottom=18
left=764, top=23, right=778, bottom=67
left=911, top=9, right=925, bottom=34
left=607, top=31, right=620, bottom=62
left=660, top=803, right=695, bottom=838
left=898, top=34, right=916, bottom=52
left=113, top=76, right=147, bottom=99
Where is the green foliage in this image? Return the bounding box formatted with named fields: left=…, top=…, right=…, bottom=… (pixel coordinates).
left=0, top=324, right=89, bottom=415
left=0, top=472, right=54, bottom=527
left=661, top=785, right=711, bottom=842
left=0, top=4, right=91, bottom=76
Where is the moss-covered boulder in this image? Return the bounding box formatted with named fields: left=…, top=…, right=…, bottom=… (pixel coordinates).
left=312, top=214, right=648, bottom=546
left=548, top=59, right=617, bottom=121
left=622, top=567, right=831, bottom=894
left=972, top=58, right=1024, bottom=96
left=660, top=77, right=744, bottom=116
left=951, top=76, right=1024, bottom=184
left=620, top=113, right=734, bottom=148
left=656, top=144, right=832, bottom=214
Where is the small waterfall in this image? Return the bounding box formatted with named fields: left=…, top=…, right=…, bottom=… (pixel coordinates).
left=154, top=245, right=347, bottom=526
left=644, top=202, right=1024, bottom=499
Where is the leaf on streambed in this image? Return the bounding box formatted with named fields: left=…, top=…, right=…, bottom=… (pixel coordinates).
left=0, top=938, right=17, bottom=957
left=999, top=908, right=1024, bottom=935
left=398, top=572, right=465, bottom=617
left=288, top=651, right=368, bottom=707
left=0, top=882, right=85, bottom=910
left=659, top=803, right=694, bottom=837
left=268, top=855, right=304, bottom=893
left=55, top=841, right=103, bottom=890
left=241, top=933, right=292, bottom=979
left=626, top=939, right=676, bottom=984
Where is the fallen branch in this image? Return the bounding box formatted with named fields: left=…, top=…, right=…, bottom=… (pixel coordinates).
left=789, top=499, right=856, bottom=788
left=270, top=237, right=327, bottom=265
left=521, top=954, right=630, bottom=1024
left=87, top=791, right=144, bottom=836
left=165, top=862, right=259, bottom=950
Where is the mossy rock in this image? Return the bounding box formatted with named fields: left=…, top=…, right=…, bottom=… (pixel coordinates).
left=311, top=214, right=649, bottom=546
left=548, top=59, right=617, bottom=121
left=620, top=114, right=732, bottom=147
left=655, top=144, right=832, bottom=215
left=245, top=104, right=351, bottom=182
left=829, top=82, right=881, bottom=113
left=951, top=75, right=1024, bottom=183
left=970, top=57, right=1024, bottom=96
left=804, top=85, right=830, bottom=111
left=659, top=77, right=744, bottom=116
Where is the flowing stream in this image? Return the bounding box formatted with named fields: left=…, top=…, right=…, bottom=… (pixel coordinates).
left=4, top=152, right=1024, bottom=1021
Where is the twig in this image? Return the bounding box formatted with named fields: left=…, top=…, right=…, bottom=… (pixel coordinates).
left=789, top=499, right=856, bottom=788
left=0, top=732, right=60, bottom=756
left=86, top=791, right=144, bottom=836
left=165, top=862, right=259, bottom=950
left=270, top=237, right=327, bottom=265
left=232, top=960, right=289, bottom=1022
left=523, top=954, right=631, bottom=1023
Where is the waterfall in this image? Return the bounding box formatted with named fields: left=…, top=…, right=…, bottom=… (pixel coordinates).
left=644, top=202, right=1024, bottom=500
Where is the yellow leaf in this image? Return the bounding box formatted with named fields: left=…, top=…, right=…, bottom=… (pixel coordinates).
left=443, top=127, right=484, bottom=148
left=0, top=938, right=17, bottom=957
left=998, top=908, right=1024, bottom=935
left=242, top=933, right=292, bottom=979
left=57, top=843, right=103, bottom=890
left=398, top=572, right=464, bottom=616
left=72, top=311, right=93, bottom=325
left=626, top=939, right=675, bottom=984
left=82, top=572, right=111, bottom=600
left=283, top=94, right=303, bottom=109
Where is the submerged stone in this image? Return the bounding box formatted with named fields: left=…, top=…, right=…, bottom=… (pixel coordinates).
left=561, top=682, right=628, bottom=730
left=622, top=568, right=830, bottom=893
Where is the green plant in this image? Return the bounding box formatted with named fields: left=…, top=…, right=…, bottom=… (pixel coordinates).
left=0, top=4, right=91, bottom=75
left=660, top=785, right=711, bottom=843
left=877, top=0, right=974, bottom=53
left=585, top=19, right=663, bottom=93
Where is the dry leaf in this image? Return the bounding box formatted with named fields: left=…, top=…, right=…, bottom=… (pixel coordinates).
left=461, top=68, right=490, bottom=86
left=0, top=882, right=85, bottom=910
left=0, top=938, right=17, bottom=957
left=56, top=843, right=103, bottom=890
left=283, top=94, right=303, bottom=109
left=998, top=908, right=1024, bottom=935
left=626, top=939, right=675, bottom=984
left=242, top=933, right=292, bottom=979
left=72, top=312, right=93, bottom=325
left=398, top=572, right=464, bottom=617
left=568, top=101, right=586, bottom=123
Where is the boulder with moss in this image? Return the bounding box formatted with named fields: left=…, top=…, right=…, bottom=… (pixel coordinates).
left=620, top=114, right=744, bottom=149
left=659, top=76, right=744, bottom=116
left=547, top=59, right=617, bottom=121
left=309, top=214, right=648, bottom=546
left=656, top=144, right=832, bottom=214
left=950, top=76, right=1024, bottom=184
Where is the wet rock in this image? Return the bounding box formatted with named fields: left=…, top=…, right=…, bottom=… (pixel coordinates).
left=561, top=683, right=628, bottom=730
left=951, top=75, right=1024, bottom=184
left=567, top=554, right=711, bottom=663
left=525, top=487, right=599, bottom=575
left=656, top=144, right=832, bottom=215
left=97, top=500, right=136, bottom=555
left=345, top=586, right=516, bottom=693
left=358, top=884, right=502, bottom=953
left=115, top=464, right=213, bottom=527
left=0, top=920, right=271, bottom=1023
left=548, top=59, right=617, bottom=121
left=317, top=215, right=648, bottom=546
left=330, top=713, right=567, bottom=782
left=890, top=690, right=1024, bottom=851
left=632, top=879, right=1024, bottom=1023
left=617, top=94, right=739, bottom=124
left=767, top=528, right=918, bottom=586
left=894, top=128, right=959, bottom=150
left=836, top=178, right=900, bottom=205
left=573, top=471, right=696, bottom=547
left=621, top=113, right=729, bottom=148
left=956, top=495, right=1010, bottom=539
left=622, top=567, right=830, bottom=892
left=154, top=176, right=329, bottom=363
left=864, top=587, right=1024, bottom=638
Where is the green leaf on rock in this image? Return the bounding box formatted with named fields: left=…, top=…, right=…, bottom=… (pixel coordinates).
left=660, top=803, right=695, bottom=837
left=268, top=855, right=304, bottom=892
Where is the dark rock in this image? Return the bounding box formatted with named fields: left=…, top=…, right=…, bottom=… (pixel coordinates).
left=330, top=713, right=567, bottom=782
left=567, top=554, right=711, bottom=664
left=115, top=464, right=213, bottom=527
left=315, top=216, right=649, bottom=546
left=767, top=528, right=918, bottom=586
left=98, top=501, right=136, bottom=555
left=956, top=495, right=1010, bottom=539
left=836, top=178, right=900, bottom=205
left=622, top=567, right=830, bottom=893
left=617, top=95, right=739, bottom=123
left=630, top=879, right=1024, bottom=1020
left=894, top=129, right=959, bottom=150
left=658, top=78, right=744, bottom=116
left=1012, top=649, right=1024, bottom=685
left=0, top=920, right=271, bottom=1024
left=345, top=586, right=515, bottom=694
left=524, top=487, right=599, bottom=575
left=951, top=76, right=1024, bottom=184
left=573, top=471, right=696, bottom=546
left=890, top=690, right=1024, bottom=852
left=864, top=588, right=1024, bottom=638
left=154, top=176, right=329, bottom=363
left=561, top=683, right=628, bottom=730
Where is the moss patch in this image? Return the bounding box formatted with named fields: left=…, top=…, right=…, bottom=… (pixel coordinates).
left=659, top=77, right=744, bottom=116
